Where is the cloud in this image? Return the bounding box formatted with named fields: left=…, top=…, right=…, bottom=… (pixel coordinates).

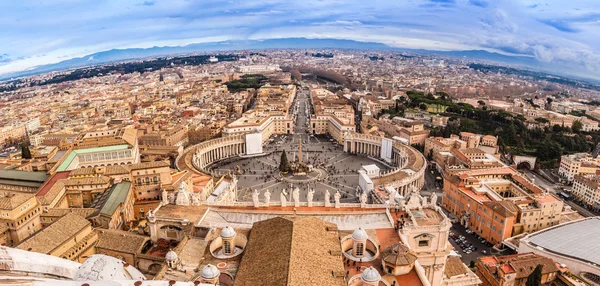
left=538, top=19, right=579, bottom=33
left=139, top=1, right=155, bottom=6
left=0, top=0, right=599, bottom=78
left=468, top=0, right=488, bottom=8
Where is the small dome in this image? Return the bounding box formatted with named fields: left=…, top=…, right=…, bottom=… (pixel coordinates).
left=361, top=266, right=381, bottom=283
left=221, top=226, right=236, bottom=238
left=381, top=243, right=418, bottom=266
left=74, top=254, right=145, bottom=281
left=165, top=250, right=178, bottom=261
left=201, top=264, right=220, bottom=280
left=352, top=227, right=368, bottom=240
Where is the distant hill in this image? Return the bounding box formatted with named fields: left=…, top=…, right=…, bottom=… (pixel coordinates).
left=0, top=37, right=571, bottom=80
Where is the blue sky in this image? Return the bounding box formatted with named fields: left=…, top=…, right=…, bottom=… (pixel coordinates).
left=1, top=0, right=599, bottom=78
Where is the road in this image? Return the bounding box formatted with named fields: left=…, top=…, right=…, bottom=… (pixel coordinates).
left=522, top=169, right=596, bottom=217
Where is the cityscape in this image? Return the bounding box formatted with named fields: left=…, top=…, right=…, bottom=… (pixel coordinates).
left=1, top=1, right=600, bottom=286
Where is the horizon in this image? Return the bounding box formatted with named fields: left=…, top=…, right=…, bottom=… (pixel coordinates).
left=1, top=0, right=600, bottom=79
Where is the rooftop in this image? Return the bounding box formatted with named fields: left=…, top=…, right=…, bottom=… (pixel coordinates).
left=525, top=217, right=600, bottom=266
left=56, top=144, right=130, bottom=172
left=234, top=216, right=346, bottom=286
left=16, top=213, right=90, bottom=254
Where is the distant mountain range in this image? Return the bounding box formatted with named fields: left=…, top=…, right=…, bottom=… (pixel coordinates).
left=0, top=37, right=582, bottom=81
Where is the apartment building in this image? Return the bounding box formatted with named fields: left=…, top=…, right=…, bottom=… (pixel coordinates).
left=443, top=167, right=563, bottom=244
left=476, top=253, right=561, bottom=286
left=558, top=153, right=600, bottom=184
left=572, top=174, right=600, bottom=209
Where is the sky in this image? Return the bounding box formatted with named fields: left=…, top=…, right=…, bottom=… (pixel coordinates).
left=1, top=0, right=600, bottom=78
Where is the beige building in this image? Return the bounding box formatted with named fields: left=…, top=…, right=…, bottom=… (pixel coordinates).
left=572, top=174, right=600, bottom=209
left=16, top=212, right=98, bottom=263
left=558, top=153, right=600, bottom=183
left=0, top=193, right=42, bottom=245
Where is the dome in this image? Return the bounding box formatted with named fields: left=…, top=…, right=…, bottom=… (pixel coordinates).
left=221, top=226, right=236, bottom=238
left=73, top=254, right=145, bottom=281
left=165, top=250, right=178, bottom=261
left=361, top=266, right=381, bottom=283
left=352, top=227, right=368, bottom=240
left=201, top=264, right=220, bottom=280
left=381, top=243, right=418, bottom=266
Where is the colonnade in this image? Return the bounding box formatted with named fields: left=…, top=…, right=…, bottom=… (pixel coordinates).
left=343, top=133, right=426, bottom=196
left=192, top=135, right=246, bottom=170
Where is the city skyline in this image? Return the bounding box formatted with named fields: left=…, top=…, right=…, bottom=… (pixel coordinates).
left=1, top=0, right=600, bottom=79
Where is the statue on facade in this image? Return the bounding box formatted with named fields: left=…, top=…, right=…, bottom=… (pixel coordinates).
left=252, top=189, right=260, bottom=207
left=191, top=193, right=200, bottom=206
left=293, top=187, right=300, bottom=207
left=360, top=192, right=368, bottom=207
left=334, top=191, right=341, bottom=208
left=264, top=189, right=271, bottom=206
left=324, top=190, right=331, bottom=207
left=280, top=192, right=287, bottom=207
left=307, top=188, right=315, bottom=207
left=161, top=189, right=169, bottom=205
left=430, top=192, right=438, bottom=207
left=175, top=182, right=190, bottom=206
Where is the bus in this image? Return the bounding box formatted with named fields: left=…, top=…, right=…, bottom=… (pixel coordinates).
left=558, top=192, right=571, bottom=200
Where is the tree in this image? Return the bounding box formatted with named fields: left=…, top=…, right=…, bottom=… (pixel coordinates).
left=419, top=103, right=428, bottom=111
left=20, top=142, right=32, bottom=159
left=477, top=100, right=486, bottom=106
left=535, top=117, right=549, bottom=123
left=279, top=150, right=291, bottom=173
left=526, top=264, right=543, bottom=286
left=572, top=120, right=583, bottom=133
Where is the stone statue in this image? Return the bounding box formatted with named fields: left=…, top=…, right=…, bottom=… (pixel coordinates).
left=324, top=190, right=331, bottom=207
left=191, top=194, right=200, bottom=206
left=307, top=188, right=315, bottom=207
left=264, top=189, right=271, bottom=206
left=280, top=192, right=287, bottom=207
left=161, top=189, right=169, bottom=205
left=360, top=192, right=368, bottom=208
left=430, top=192, right=438, bottom=206
left=334, top=191, right=341, bottom=208
left=389, top=188, right=398, bottom=205
left=293, top=187, right=300, bottom=207
left=252, top=189, right=260, bottom=207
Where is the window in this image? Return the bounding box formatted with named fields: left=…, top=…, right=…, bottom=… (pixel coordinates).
left=418, top=240, right=429, bottom=247
left=356, top=243, right=364, bottom=256
left=223, top=240, right=231, bottom=254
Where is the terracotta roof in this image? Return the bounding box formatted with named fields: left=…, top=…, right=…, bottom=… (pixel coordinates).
left=0, top=193, right=33, bottom=210
left=16, top=213, right=90, bottom=254
left=129, top=161, right=169, bottom=170
left=63, top=177, right=111, bottom=186
left=42, top=208, right=97, bottom=219
left=96, top=229, right=148, bottom=254
left=381, top=244, right=417, bottom=266
left=235, top=216, right=346, bottom=286
left=444, top=256, right=468, bottom=278
left=104, top=165, right=130, bottom=175
left=484, top=200, right=519, bottom=218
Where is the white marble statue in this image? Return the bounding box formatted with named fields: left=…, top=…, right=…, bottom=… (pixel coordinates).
left=307, top=188, right=315, bottom=207
left=252, top=189, right=260, bottom=207
left=324, top=190, right=331, bottom=207
left=293, top=187, right=300, bottom=207
left=264, top=189, right=271, bottom=206
left=161, top=189, right=169, bottom=205
left=334, top=191, right=341, bottom=208
left=430, top=192, right=438, bottom=206
left=175, top=182, right=190, bottom=206
left=360, top=192, right=368, bottom=207
left=191, top=194, right=200, bottom=206
left=280, top=192, right=287, bottom=207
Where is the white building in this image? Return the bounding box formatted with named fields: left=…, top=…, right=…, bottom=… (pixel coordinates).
left=558, top=153, right=600, bottom=183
